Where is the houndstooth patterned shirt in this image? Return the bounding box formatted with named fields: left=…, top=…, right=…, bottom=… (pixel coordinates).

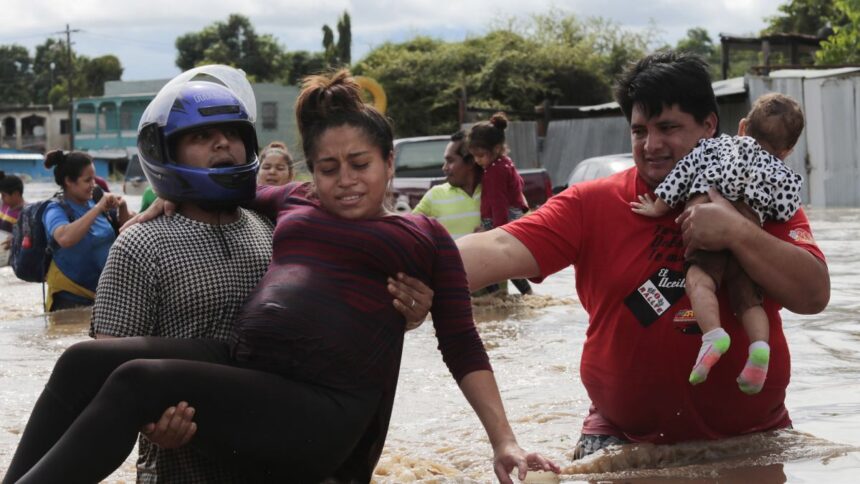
left=91, top=209, right=273, bottom=483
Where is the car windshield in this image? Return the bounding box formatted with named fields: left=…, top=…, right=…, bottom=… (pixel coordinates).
left=394, top=140, right=448, bottom=174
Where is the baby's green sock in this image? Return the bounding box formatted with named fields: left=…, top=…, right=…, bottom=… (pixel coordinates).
left=737, top=341, right=770, bottom=395
left=689, top=328, right=731, bottom=385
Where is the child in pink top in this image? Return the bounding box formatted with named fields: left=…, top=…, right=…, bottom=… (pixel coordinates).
left=468, top=112, right=532, bottom=295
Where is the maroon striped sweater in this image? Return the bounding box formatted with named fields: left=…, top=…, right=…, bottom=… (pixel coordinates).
left=230, top=182, right=491, bottom=480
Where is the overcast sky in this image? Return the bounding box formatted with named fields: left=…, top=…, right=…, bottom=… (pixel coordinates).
left=1, top=0, right=786, bottom=81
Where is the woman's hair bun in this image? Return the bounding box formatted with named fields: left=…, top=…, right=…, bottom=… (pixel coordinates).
left=296, top=70, right=365, bottom=139
left=44, top=149, right=66, bottom=169
left=489, top=112, right=508, bottom=131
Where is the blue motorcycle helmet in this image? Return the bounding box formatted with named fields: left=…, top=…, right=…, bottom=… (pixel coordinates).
left=137, top=65, right=259, bottom=207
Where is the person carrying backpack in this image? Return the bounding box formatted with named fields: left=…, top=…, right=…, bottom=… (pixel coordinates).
left=41, top=150, right=131, bottom=311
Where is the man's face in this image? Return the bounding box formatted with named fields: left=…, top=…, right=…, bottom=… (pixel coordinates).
left=174, top=125, right=247, bottom=169
left=630, top=103, right=717, bottom=188
left=442, top=141, right=472, bottom=189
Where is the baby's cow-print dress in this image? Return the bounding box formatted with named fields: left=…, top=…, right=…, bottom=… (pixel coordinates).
left=654, top=134, right=804, bottom=224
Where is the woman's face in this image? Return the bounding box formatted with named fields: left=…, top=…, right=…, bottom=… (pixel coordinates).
left=257, top=153, right=293, bottom=186
left=64, top=163, right=96, bottom=203
left=311, top=125, right=393, bottom=220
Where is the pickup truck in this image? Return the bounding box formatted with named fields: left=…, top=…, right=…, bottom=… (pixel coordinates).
left=390, top=136, right=554, bottom=212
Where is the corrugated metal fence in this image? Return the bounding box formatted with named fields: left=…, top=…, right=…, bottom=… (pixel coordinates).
left=540, top=116, right=632, bottom=188
left=749, top=70, right=860, bottom=206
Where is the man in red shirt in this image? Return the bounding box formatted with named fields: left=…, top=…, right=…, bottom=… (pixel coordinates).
left=457, top=51, right=830, bottom=458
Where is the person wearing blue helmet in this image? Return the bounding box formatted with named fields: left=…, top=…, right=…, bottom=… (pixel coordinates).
left=4, top=69, right=557, bottom=484
left=78, top=65, right=432, bottom=483
left=87, top=65, right=275, bottom=482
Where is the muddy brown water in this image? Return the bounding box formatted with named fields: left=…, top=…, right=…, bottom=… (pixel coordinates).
left=1, top=186, right=858, bottom=482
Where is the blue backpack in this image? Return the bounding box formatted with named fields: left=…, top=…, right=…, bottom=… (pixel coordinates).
left=9, top=197, right=75, bottom=283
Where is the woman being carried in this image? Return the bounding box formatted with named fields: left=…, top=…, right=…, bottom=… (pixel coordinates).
left=3, top=69, right=557, bottom=484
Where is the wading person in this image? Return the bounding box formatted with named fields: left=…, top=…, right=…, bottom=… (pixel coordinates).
left=413, top=130, right=482, bottom=240
left=4, top=70, right=558, bottom=484
left=0, top=172, right=25, bottom=264
left=88, top=65, right=432, bottom=482
left=456, top=51, right=829, bottom=459
left=42, top=151, right=131, bottom=311
left=468, top=113, right=532, bottom=295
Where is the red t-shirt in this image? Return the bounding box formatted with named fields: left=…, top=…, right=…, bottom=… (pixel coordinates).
left=503, top=167, right=825, bottom=444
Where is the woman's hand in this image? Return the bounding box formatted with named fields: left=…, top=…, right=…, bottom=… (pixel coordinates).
left=388, top=272, right=433, bottom=330
left=493, top=440, right=560, bottom=484
left=96, top=193, right=122, bottom=212
left=120, top=198, right=178, bottom=232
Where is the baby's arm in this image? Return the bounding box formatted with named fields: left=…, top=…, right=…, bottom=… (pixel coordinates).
left=631, top=193, right=671, bottom=217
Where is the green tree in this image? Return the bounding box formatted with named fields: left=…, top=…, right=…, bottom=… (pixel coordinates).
left=676, top=27, right=716, bottom=58
left=322, top=25, right=336, bottom=65
left=764, top=0, right=846, bottom=35
left=0, top=44, right=34, bottom=106
left=175, top=14, right=288, bottom=82
left=283, top=50, right=327, bottom=85
left=353, top=10, right=654, bottom=136
left=79, top=55, right=123, bottom=97
left=31, top=39, right=67, bottom=105
left=337, top=12, right=352, bottom=65
left=321, top=11, right=352, bottom=67
left=817, top=0, right=860, bottom=64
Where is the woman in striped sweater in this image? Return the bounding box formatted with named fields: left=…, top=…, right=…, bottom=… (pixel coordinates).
left=4, top=71, right=558, bottom=484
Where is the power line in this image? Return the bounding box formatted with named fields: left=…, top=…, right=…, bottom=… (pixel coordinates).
left=76, top=30, right=173, bottom=49
left=0, top=32, right=58, bottom=43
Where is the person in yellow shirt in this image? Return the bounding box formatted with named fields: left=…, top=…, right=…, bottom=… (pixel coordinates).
left=412, top=131, right=482, bottom=240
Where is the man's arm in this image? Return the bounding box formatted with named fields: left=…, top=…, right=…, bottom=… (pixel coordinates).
left=677, top=188, right=829, bottom=314
left=457, top=228, right=540, bottom=292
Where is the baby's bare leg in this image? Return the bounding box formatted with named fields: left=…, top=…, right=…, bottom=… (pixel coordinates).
left=723, top=203, right=772, bottom=395
left=685, top=191, right=732, bottom=385
left=686, top=264, right=720, bottom=333
left=686, top=262, right=731, bottom=385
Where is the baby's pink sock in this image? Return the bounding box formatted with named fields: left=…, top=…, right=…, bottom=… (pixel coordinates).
left=689, top=328, right=731, bottom=385
left=737, top=341, right=770, bottom=395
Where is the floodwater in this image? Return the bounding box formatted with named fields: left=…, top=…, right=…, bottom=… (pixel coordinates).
left=1, top=185, right=859, bottom=483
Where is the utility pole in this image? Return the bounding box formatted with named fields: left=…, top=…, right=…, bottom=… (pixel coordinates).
left=54, top=24, right=80, bottom=150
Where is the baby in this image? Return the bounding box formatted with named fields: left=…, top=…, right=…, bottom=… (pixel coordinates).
left=631, top=92, right=805, bottom=394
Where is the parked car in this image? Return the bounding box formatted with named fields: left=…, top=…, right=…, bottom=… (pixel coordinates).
left=565, top=153, right=635, bottom=187
left=391, top=136, right=553, bottom=212
left=122, top=154, right=148, bottom=196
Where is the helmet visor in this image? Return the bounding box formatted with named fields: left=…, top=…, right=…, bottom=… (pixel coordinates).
left=139, top=64, right=256, bottom=132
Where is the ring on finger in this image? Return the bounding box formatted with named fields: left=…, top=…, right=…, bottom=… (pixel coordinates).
left=410, top=298, right=416, bottom=308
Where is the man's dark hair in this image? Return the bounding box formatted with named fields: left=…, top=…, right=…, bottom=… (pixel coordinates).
left=614, top=50, right=720, bottom=133
left=450, top=130, right=482, bottom=179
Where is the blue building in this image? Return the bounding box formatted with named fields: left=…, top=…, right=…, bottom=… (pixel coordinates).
left=74, top=78, right=302, bottom=175
left=0, top=148, right=109, bottom=181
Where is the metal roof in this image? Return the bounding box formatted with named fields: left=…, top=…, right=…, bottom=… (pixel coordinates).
left=768, top=67, right=860, bottom=79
